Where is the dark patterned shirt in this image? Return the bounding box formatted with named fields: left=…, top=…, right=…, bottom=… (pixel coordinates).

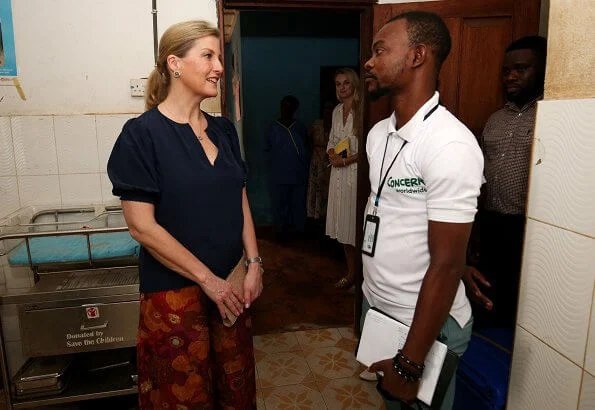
left=480, top=96, right=541, bottom=215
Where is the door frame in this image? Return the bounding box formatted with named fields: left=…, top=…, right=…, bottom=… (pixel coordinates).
left=218, top=0, right=374, bottom=331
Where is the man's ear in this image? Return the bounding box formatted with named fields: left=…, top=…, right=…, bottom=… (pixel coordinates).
left=411, top=44, right=428, bottom=69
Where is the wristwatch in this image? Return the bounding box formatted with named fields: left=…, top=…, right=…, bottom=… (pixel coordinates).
left=245, top=256, right=263, bottom=268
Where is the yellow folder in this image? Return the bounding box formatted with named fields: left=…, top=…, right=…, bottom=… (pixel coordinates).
left=335, top=137, right=351, bottom=158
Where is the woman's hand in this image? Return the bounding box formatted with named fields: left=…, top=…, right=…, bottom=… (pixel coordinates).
left=243, top=263, right=263, bottom=308
left=201, top=274, right=245, bottom=320
left=329, top=152, right=345, bottom=167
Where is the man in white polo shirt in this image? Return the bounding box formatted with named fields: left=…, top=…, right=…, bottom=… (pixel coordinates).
left=361, top=12, right=484, bottom=410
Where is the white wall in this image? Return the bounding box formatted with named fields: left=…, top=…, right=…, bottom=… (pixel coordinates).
left=0, top=0, right=218, bottom=115
left=508, top=0, right=595, bottom=408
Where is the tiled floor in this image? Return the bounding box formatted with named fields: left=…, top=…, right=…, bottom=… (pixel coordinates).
left=254, top=327, right=385, bottom=409
left=0, top=327, right=384, bottom=410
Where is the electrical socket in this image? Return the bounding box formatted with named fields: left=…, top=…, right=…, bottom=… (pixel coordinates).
left=130, top=78, right=147, bottom=97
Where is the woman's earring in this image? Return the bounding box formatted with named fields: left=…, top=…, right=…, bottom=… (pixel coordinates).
left=173, top=71, right=180, bottom=78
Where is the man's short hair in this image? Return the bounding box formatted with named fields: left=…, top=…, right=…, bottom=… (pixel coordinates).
left=506, top=36, right=547, bottom=70
left=388, top=11, right=451, bottom=71
left=281, top=95, right=299, bottom=109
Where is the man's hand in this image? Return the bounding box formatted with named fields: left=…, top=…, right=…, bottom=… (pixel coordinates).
left=368, top=359, right=419, bottom=405
left=463, top=266, right=493, bottom=311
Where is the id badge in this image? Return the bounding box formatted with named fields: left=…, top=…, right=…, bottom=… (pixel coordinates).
left=362, top=214, right=380, bottom=257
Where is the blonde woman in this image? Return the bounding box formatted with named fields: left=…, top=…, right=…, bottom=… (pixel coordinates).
left=108, top=21, right=261, bottom=409
left=326, top=68, right=360, bottom=289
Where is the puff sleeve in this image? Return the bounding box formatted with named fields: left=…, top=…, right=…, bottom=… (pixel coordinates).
left=107, top=119, right=160, bottom=204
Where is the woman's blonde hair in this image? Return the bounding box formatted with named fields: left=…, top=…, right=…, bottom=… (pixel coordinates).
left=334, top=67, right=362, bottom=138
left=145, top=20, right=220, bottom=110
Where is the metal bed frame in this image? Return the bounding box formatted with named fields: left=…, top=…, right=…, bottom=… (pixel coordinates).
left=0, top=206, right=140, bottom=409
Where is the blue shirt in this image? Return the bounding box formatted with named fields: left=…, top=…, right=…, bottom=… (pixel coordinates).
left=265, top=119, right=309, bottom=184
left=107, top=108, right=247, bottom=293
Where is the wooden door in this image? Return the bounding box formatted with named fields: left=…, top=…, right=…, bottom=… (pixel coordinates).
left=366, top=0, right=541, bottom=136
left=353, top=0, right=540, bottom=330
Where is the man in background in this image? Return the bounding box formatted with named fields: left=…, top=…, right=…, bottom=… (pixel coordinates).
left=464, top=36, right=547, bottom=329
left=265, top=95, right=309, bottom=241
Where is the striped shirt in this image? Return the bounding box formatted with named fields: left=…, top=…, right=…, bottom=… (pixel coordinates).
left=480, top=96, right=541, bottom=215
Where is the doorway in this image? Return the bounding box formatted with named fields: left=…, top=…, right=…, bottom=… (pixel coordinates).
left=222, top=7, right=364, bottom=335
left=218, top=0, right=543, bottom=408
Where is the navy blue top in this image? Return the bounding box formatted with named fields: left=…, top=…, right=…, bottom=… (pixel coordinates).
left=265, top=120, right=309, bottom=185
left=107, top=108, right=246, bottom=293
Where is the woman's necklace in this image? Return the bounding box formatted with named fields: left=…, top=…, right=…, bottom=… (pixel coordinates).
left=195, top=112, right=205, bottom=141
left=161, top=103, right=204, bottom=141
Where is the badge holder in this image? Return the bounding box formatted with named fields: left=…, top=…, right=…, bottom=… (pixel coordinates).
left=361, top=138, right=408, bottom=258
left=362, top=207, right=380, bottom=257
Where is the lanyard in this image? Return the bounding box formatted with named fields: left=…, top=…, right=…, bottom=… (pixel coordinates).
left=373, top=103, right=440, bottom=212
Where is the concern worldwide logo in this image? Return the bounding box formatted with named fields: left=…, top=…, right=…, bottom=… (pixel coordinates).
left=387, top=176, right=427, bottom=194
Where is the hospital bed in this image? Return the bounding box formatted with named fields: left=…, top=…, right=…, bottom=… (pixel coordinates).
left=0, top=206, right=141, bottom=409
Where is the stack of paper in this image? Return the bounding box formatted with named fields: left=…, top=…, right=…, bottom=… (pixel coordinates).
left=356, top=308, right=449, bottom=406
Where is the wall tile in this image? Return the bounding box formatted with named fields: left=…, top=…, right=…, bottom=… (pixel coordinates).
left=0, top=176, right=20, bottom=219
left=527, top=99, right=595, bottom=237
left=518, top=219, right=595, bottom=365
left=55, top=115, right=99, bottom=174
left=579, top=371, right=595, bottom=410
left=508, top=327, right=582, bottom=410
left=18, top=175, right=61, bottom=207
left=0, top=117, right=16, bottom=176
left=544, top=0, right=595, bottom=100
left=585, top=295, right=595, bottom=374
left=60, top=174, right=102, bottom=205
left=100, top=173, right=119, bottom=205
left=96, top=114, right=135, bottom=173
left=12, top=116, right=58, bottom=176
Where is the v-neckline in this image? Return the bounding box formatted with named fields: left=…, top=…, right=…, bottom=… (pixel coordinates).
left=195, top=125, right=219, bottom=167
left=190, top=118, right=218, bottom=167
left=341, top=105, right=351, bottom=128
left=156, top=107, right=220, bottom=167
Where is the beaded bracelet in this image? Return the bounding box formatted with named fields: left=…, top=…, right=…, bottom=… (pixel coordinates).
left=392, top=359, right=422, bottom=382
left=395, top=350, right=425, bottom=372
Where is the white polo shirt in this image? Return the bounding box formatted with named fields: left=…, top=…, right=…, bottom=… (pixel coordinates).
left=362, top=92, right=483, bottom=328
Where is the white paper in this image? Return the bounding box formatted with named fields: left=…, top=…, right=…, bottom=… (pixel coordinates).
left=356, top=309, right=448, bottom=406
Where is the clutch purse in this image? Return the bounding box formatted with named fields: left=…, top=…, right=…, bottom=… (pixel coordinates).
left=222, top=255, right=247, bottom=327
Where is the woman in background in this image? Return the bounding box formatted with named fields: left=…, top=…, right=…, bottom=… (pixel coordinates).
left=326, top=68, right=360, bottom=289
left=306, top=100, right=334, bottom=223
left=108, top=20, right=261, bottom=409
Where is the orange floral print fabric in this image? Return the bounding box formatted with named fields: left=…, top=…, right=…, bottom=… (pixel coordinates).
left=137, top=286, right=256, bottom=409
